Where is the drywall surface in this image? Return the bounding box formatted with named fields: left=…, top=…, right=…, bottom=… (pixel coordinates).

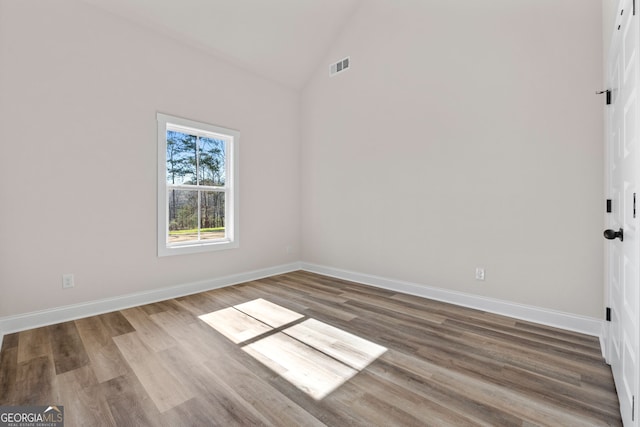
left=0, top=0, right=300, bottom=316
left=301, top=0, right=604, bottom=317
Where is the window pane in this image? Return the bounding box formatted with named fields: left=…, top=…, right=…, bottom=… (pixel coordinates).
left=166, top=130, right=197, bottom=185
left=159, top=112, right=238, bottom=256
left=201, top=191, right=225, bottom=241
left=199, top=137, right=226, bottom=186
left=168, top=189, right=198, bottom=243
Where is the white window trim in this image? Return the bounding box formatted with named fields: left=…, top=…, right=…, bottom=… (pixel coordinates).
left=157, top=113, right=239, bottom=257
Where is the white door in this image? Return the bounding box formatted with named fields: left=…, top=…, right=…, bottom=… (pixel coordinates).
left=605, top=0, right=640, bottom=425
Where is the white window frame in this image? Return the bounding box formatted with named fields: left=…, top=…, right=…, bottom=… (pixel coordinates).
left=157, top=113, right=239, bottom=257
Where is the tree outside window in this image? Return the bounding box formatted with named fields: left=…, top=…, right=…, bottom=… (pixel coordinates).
left=157, top=114, right=238, bottom=256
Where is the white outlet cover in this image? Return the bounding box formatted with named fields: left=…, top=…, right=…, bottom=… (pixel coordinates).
left=62, top=274, right=74, bottom=288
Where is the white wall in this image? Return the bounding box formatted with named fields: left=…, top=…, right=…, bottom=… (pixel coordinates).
left=0, top=0, right=300, bottom=317
left=0, top=0, right=605, bottom=323
left=301, top=0, right=604, bottom=317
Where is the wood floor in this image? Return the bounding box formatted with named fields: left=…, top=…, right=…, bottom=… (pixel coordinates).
left=0, top=271, right=622, bottom=426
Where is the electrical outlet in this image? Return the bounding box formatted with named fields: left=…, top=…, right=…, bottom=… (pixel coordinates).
left=475, top=268, right=485, bottom=281
left=62, top=273, right=74, bottom=289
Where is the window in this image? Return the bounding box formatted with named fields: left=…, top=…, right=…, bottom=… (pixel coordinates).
left=157, top=113, right=239, bottom=256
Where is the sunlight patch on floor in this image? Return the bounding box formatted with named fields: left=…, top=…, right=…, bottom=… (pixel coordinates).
left=198, top=298, right=387, bottom=400
left=285, top=318, right=387, bottom=370
left=244, top=332, right=359, bottom=400
left=234, top=298, right=304, bottom=328
left=199, top=306, right=271, bottom=344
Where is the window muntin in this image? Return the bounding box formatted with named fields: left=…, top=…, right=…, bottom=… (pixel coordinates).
left=158, top=113, right=238, bottom=256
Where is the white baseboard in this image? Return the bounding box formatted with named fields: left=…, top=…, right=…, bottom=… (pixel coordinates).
left=0, top=262, right=302, bottom=341
left=300, top=262, right=605, bottom=340
left=0, top=261, right=605, bottom=356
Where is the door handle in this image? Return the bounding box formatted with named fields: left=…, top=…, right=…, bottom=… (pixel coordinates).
left=604, top=228, right=624, bottom=241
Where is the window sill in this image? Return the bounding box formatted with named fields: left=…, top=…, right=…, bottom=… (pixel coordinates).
left=158, top=239, right=239, bottom=257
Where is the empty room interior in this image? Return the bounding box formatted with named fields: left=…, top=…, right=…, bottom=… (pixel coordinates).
left=0, top=0, right=637, bottom=425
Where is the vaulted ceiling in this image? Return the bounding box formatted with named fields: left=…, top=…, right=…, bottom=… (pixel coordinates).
left=80, top=0, right=362, bottom=89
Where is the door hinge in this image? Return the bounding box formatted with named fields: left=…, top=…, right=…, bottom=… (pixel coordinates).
left=633, top=395, right=635, bottom=421
left=634, top=193, right=636, bottom=218
left=596, top=89, right=612, bottom=105
left=606, top=307, right=612, bottom=322
left=607, top=199, right=612, bottom=213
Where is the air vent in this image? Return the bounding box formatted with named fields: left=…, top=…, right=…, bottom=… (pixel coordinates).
left=330, top=57, right=350, bottom=77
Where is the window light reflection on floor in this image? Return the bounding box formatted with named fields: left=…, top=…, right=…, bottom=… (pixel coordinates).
left=198, top=298, right=387, bottom=400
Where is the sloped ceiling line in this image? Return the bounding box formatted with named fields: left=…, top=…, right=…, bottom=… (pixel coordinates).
left=79, top=0, right=362, bottom=89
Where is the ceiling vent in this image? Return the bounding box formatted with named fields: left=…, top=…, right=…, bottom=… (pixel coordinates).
left=330, top=57, right=350, bottom=77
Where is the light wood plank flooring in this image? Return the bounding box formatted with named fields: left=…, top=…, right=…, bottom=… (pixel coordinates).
left=0, top=271, right=622, bottom=426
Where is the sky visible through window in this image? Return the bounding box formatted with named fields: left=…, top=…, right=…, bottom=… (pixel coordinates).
left=166, top=129, right=227, bottom=243
left=166, top=130, right=226, bottom=187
